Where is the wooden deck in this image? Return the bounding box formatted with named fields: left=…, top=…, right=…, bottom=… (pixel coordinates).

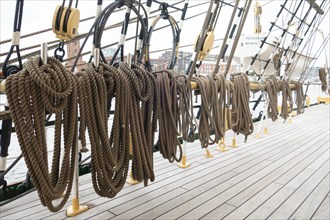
left=0, top=104, right=329, bottom=220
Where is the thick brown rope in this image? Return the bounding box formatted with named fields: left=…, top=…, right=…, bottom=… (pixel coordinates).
left=153, top=70, right=182, bottom=163
left=119, top=63, right=158, bottom=186
left=265, top=77, right=279, bottom=121
left=230, top=73, right=253, bottom=142
left=280, top=80, right=293, bottom=121
left=291, top=80, right=304, bottom=115
left=5, top=57, right=77, bottom=212
left=77, top=62, right=158, bottom=193
left=214, top=73, right=230, bottom=137
left=191, top=75, right=220, bottom=148
left=176, top=74, right=195, bottom=143
left=319, top=67, right=328, bottom=92
left=76, top=63, right=130, bottom=198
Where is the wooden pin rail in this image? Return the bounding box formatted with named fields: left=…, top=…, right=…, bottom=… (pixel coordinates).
left=190, top=81, right=297, bottom=91
left=0, top=79, right=298, bottom=94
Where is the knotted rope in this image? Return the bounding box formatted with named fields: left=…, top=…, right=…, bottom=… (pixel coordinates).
left=5, top=57, right=77, bottom=212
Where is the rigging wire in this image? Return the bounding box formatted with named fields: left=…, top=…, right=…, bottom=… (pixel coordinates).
left=0, top=0, right=184, bottom=45
left=0, top=1, right=207, bottom=68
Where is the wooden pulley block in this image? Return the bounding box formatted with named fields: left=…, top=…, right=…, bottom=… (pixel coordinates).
left=194, top=31, right=215, bottom=61
left=52, top=5, right=80, bottom=40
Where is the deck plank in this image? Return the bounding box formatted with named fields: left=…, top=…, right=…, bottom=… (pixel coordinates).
left=290, top=174, right=330, bottom=220
left=224, top=145, right=328, bottom=219
left=227, top=145, right=329, bottom=208
left=201, top=203, right=237, bottom=220
left=223, top=182, right=284, bottom=220
left=134, top=127, right=325, bottom=219
left=0, top=104, right=328, bottom=220
left=311, top=194, right=330, bottom=220
left=246, top=158, right=329, bottom=219
left=171, top=130, right=329, bottom=219
left=268, top=160, right=330, bottom=219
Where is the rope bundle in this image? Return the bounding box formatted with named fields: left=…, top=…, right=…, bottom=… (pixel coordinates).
left=319, top=67, right=328, bottom=92
left=76, top=63, right=130, bottom=198
left=231, top=73, right=254, bottom=142
left=5, top=57, right=77, bottom=212
left=78, top=62, right=158, bottom=192
left=280, top=80, right=293, bottom=121
left=154, top=70, right=182, bottom=163
left=175, top=74, right=195, bottom=143
left=119, top=63, right=157, bottom=186
left=265, top=77, right=279, bottom=121
left=215, top=74, right=231, bottom=137
left=191, top=75, right=220, bottom=148
left=291, top=81, right=304, bottom=115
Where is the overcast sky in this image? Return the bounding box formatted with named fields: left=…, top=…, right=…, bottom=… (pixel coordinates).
left=0, top=0, right=329, bottom=67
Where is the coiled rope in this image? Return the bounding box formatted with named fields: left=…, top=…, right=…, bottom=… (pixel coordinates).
left=319, top=67, right=328, bottom=92
left=5, top=57, right=77, bottom=212
left=280, top=79, right=293, bottom=121
left=154, top=70, right=182, bottom=163
left=76, top=63, right=130, bottom=197
left=176, top=74, right=195, bottom=143
left=119, top=63, right=157, bottom=186
left=231, top=73, right=253, bottom=142
left=215, top=73, right=231, bottom=137
left=77, top=62, right=157, bottom=192
left=191, top=75, right=220, bottom=148
left=291, top=80, right=304, bottom=115
left=264, top=76, right=279, bottom=121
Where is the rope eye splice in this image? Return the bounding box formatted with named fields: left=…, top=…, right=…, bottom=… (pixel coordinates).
left=0, top=0, right=25, bottom=195
left=2, top=0, right=25, bottom=78
left=5, top=56, right=78, bottom=212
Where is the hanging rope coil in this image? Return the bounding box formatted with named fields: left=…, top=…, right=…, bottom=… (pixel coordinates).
left=319, top=67, right=328, bottom=92
left=265, top=77, right=279, bottom=121
left=230, top=73, right=253, bottom=142
left=119, top=63, right=157, bottom=186
left=77, top=62, right=158, bottom=192
left=191, top=75, right=220, bottom=148
left=280, top=80, right=293, bottom=121
left=176, top=74, right=195, bottom=143
left=153, top=70, right=182, bottom=163
left=291, top=80, right=304, bottom=115
left=5, top=57, right=77, bottom=212
left=76, top=63, right=130, bottom=198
